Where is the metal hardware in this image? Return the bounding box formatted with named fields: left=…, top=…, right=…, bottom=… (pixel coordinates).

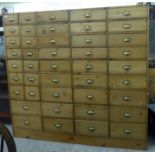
left=23, top=106, right=29, bottom=110
left=55, top=123, right=62, bottom=128
left=123, top=24, right=132, bottom=29
left=51, top=64, right=58, bottom=70
left=14, top=90, right=20, bottom=95
left=86, top=79, right=94, bottom=85
left=28, top=77, right=35, bottom=82
left=49, top=27, right=56, bottom=32
left=85, top=51, right=93, bottom=56
left=122, top=96, right=132, bottom=101
left=84, top=25, right=92, bottom=31
left=124, top=129, right=132, bottom=134
left=123, top=11, right=131, bottom=16
left=123, top=80, right=131, bottom=85
left=86, top=64, right=93, bottom=70
left=53, top=109, right=61, bottom=113
left=11, top=52, right=17, bottom=56
left=12, top=77, right=19, bottom=81
left=27, top=64, right=34, bottom=69
left=88, top=127, right=95, bottom=132
left=26, top=52, right=33, bottom=56
left=25, top=40, right=32, bottom=45
left=53, top=92, right=60, bottom=98
left=87, top=95, right=94, bottom=99
left=50, top=39, right=56, bottom=45
left=123, top=37, right=131, bottom=43
left=87, top=110, right=95, bottom=115
left=24, top=120, right=30, bottom=125
left=52, top=79, right=59, bottom=83
left=123, top=51, right=132, bottom=56
left=50, top=51, right=57, bottom=56
left=8, top=18, right=14, bottom=22
left=48, top=16, right=55, bottom=20
left=10, top=40, right=15, bottom=45
left=29, top=92, right=35, bottom=96
left=25, top=28, right=31, bottom=32
left=85, top=39, right=92, bottom=44
left=85, top=13, right=91, bottom=18
left=124, top=113, right=132, bottom=118
left=9, top=28, right=15, bottom=33
left=123, top=65, right=132, bottom=71
left=25, top=17, right=31, bottom=21
left=12, top=64, right=18, bottom=68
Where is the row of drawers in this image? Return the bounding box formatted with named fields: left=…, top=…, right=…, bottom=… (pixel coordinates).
left=12, top=115, right=147, bottom=139
left=4, top=19, right=147, bottom=36
left=11, top=101, right=147, bottom=121
left=9, top=86, right=147, bottom=102
left=6, top=47, right=147, bottom=60
left=7, top=60, right=147, bottom=73
left=4, top=7, right=147, bottom=25
left=5, top=34, right=147, bottom=48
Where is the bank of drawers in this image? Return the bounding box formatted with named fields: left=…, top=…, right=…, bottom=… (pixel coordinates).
left=5, top=6, right=148, bottom=142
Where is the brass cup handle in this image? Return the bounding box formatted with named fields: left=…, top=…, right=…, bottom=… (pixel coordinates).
left=86, top=79, right=94, bottom=85
left=87, top=110, right=95, bottom=115
left=123, top=11, right=131, bottom=16
left=88, top=127, right=95, bottom=132
left=84, top=25, right=92, bottom=31
left=49, top=27, right=56, bottom=32
left=48, top=16, right=55, bottom=20
left=25, top=17, right=31, bottom=21
left=25, top=40, right=32, bottom=45
left=123, top=80, right=131, bottom=86
left=50, top=39, right=56, bottom=45
left=123, top=51, right=132, bottom=56
left=122, top=96, right=132, bottom=101
left=24, top=120, right=30, bottom=125
left=123, top=65, right=132, bottom=71
left=85, top=39, right=92, bottom=44
left=26, top=52, right=33, bottom=56
left=51, top=64, right=58, bottom=70
left=9, top=28, right=15, bottom=33
left=86, top=65, right=93, bottom=70
left=123, top=37, right=131, bottom=43
left=50, top=51, right=57, bottom=56
left=85, top=13, right=91, bottom=18
left=12, top=64, right=18, bottom=68
left=23, top=106, right=29, bottom=110
left=27, top=64, right=34, bottom=69
left=87, top=95, right=94, bottom=99
left=52, top=79, right=59, bottom=83
left=124, top=113, right=132, bottom=118
left=124, top=129, right=132, bottom=134
left=8, top=18, right=14, bottom=22
left=25, top=28, right=31, bottom=32
left=12, top=77, right=19, bottom=81
left=28, top=77, right=35, bottom=82
left=14, top=90, right=20, bottom=95
left=29, top=92, right=35, bottom=96
left=55, top=123, right=62, bottom=128
left=85, top=51, right=93, bottom=56
left=11, top=52, right=17, bottom=56
left=53, top=109, right=61, bottom=114
left=53, top=92, right=60, bottom=98
left=10, top=40, right=16, bottom=45
left=123, top=24, right=132, bottom=29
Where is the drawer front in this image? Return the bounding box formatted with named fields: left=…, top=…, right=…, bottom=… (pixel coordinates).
left=38, top=48, right=70, bottom=59
left=9, top=85, right=24, bottom=100
left=109, top=75, right=146, bottom=89
left=19, top=13, right=36, bottom=24
left=25, top=86, right=40, bottom=101
left=72, top=48, right=107, bottom=59
left=42, top=102, right=73, bottom=118
left=7, top=49, right=22, bottom=59
left=74, top=89, right=107, bottom=104
left=10, top=100, right=41, bottom=115
left=110, top=90, right=147, bottom=106
left=13, top=115, right=42, bottom=130
left=41, top=88, right=72, bottom=102
left=109, top=61, right=146, bottom=74
left=109, top=34, right=147, bottom=46
left=110, top=106, right=147, bottom=123
left=72, top=35, right=106, bottom=47
left=21, top=25, right=36, bottom=36
left=4, top=25, right=19, bottom=36
left=23, top=49, right=38, bottom=59
left=40, top=60, right=70, bottom=72
left=37, top=24, right=68, bottom=35
left=3, top=14, right=18, bottom=25
left=22, top=37, right=37, bottom=48
left=70, top=9, right=106, bottom=21
left=71, top=22, right=106, bottom=33
left=38, top=35, right=69, bottom=47
left=7, top=60, right=22, bottom=72
left=75, top=120, right=108, bottom=137
left=110, top=123, right=146, bottom=140
left=75, top=104, right=108, bottom=120
left=73, top=75, right=107, bottom=88
left=43, top=118, right=73, bottom=134
left=108, top=7, right=147, bottom=19
left=8, top=73, right=23, bottom=85
left=24, top=73, right=39, bottom=86
left=37, top=11, right=68, bottom=22
left=73, top=60, right=107, bottom=73
left=5, top=37, right=20, bottom=47
left=24, top=60, right=39, bottom=73
left=109, top=47, right=147, bottom=59
left=40, top=73, right=71, bottom=87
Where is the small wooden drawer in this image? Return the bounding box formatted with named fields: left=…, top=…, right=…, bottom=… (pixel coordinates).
left=109, top=61, right=146, bottom=74
left=38, top=35, right=69, bottom=47
left=7, top=60, right=22, bottom=72
left=21, top=25, right=37, bottom=36
left=8, top=73, right=23, bottom=85
left=3, top=14, right=18, bottom=25
left=75, top=120, right=108, bottom=137
left=23, top=60, right=39, bottom=73
left=74, top=89, right=107, bottom=104
left=72, top=35, right=106, bottom=47
left=43, top=118, right=73, bottom=134
left=108, top=6, right=147, bottom=19
left=110, top=90, right=147, bottom=106
left=73, top=75, right=107, bottom=88
left=9, top=85, right=24, bottom=100
left=41, top=88, right=72, bottom=102
left=70, top=9, right=106, bottom=21
left=110, top=106, right=147, bottom=123
left=19, top=13, right=36, bottom=24
left=25, top=86, right=40, bottom=101
left=37, top=11, right=68, bottom=22
left=42, top=102, right=73, bottom=118
left=108, top=34, right=147, bottom=46
left=4, top=25, right=20, bottom=36
left=21, top=37, right=37, bottom=48
left=72, top=48, right=107, bottom=59
left=109, top=47, right=147, bottom=59
left=73, top=60, right=107, bottom=73
left=13, top=115, right=42, bottom=130
left=71, top=22, right=106, bottom=33
left=108, top=19, right=147, bottom=32
left=10, top=100, right=41, bottom=115
left=5, top=37, right=20, bottom=48
left=24, top=73, right=39, bottom=86
left=40, top=73, right=71, bottom=87
left=37, top=23, right=68, bottom=35
left=110, top=123, right=146, bottom=140
left=22, top=48, right=38, bottom=59
left=75, top=104, right=108, bottom=120
left=6, top=49, right=22, bottom=59
left=40, top=60, right=70, bottom=72
left=38, top=48, right=70, bottom=59
left=109, top=75, right=147, bottom=89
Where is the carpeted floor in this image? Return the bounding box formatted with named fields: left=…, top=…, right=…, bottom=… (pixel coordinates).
left=3, top=124, right=155, bottom=152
